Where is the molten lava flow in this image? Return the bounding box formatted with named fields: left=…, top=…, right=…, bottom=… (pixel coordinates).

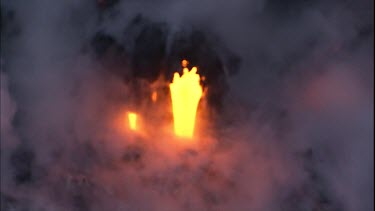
left=128, top=112, right=138, bottom=131
left=169, top=60, right=203, bottom=138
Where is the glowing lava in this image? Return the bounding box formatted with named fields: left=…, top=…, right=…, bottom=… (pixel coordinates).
left=128, top=112, right=138, bottom=131
left=151, top=91, right=158, bottom=102
left=170, top=60, right=203, bottom=138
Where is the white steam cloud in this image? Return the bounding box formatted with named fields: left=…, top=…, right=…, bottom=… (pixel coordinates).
left=1, top=0, right=373, bottom=211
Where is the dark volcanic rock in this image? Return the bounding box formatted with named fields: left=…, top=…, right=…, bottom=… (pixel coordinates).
left=10, top=146, right=35, bottom=185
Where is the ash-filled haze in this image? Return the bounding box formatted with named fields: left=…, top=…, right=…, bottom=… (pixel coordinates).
left=1, top=0, right=373, bottom=211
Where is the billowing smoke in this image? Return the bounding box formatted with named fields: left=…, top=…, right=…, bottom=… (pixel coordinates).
left=1, top=0, right=373, bottom=211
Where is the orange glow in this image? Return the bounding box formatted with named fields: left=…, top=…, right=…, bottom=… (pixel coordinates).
left=182, top=59, right=189, bottom=68
left=128, top=112, right=137, bottom=131
left=151, top=91, right=158, bottom=102
left=169, top=61, right=203, bottom=138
